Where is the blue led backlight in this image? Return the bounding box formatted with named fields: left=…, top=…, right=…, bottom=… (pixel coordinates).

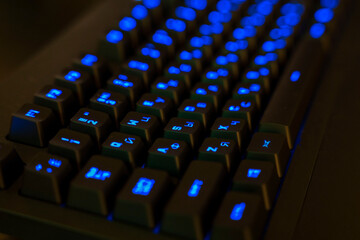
left=110, top=142, right=122, bottom=148
left=321, top=0, right=339, bottom=8
left=228, top=105, right=240, bottom=111
left=227, top=53, right=238, bottom=62
left=216, top=56, right=228, bottom=65
left=208, top=85, right=218, bottom=92
left=218, top=125, right=229, bottom=130
left=217, top=68, right=228, bottom=77
left=315, top=8, right=334, bottom=23
left=256, top=1, right=273, bottom=16
left=141, top=47, right=160, bottom=59
left=186, top=0, right=207, bottom=10
left=259, top=68, right=270, bottom=76
left=225, top=41, right=238, bottom=52
left=97, top=92, right=116, bottom=105
left=217, top=0, right=232, bottom=13
left=184, top=106, right=195, bottom=112
left=48, top=159, right=62, bottom=168
left=190, top=36, right=204, bottom=48
left=35, top=164, right=42, bottom=171
left=119, top=17, right=137, bottom=31
left=132, top=5, right=148, bottom=20
left=153, top=30, right=173, bottom=46
left=46, top=89, right=62, bottom=99
left=128, top=60, right=149, bottom=71
left=81, top=54, right=98, bottom=66
left=250, top=83, right=261, bottom=92
left=113, top=79, right=133, bottom=88
left=64, top=71, right=81, bottom=82
left=233, top=28, right=246, bottom=40
left=61, top=137, right=80, bottom=144
left=290, top=70, right=301, bottom=82
left=254, top=55, right=267, bottom=65
left=246, top=71, right=260, bottom=79
left=176, top=7, right=196, bottom=21
left=310, top=23, right=326, bottom=39
left=25, top=109, right=40, bottom=118
left=206, top=71, right=218, bottom=79
left=266, top=53, right=278, bottom=61
left=230, top=203, right=246, bottom=221
left=180, top=51, right=192, bottom=60
left=132, top=177, right=155, bottom=196
left=196, top=88, right=207, bottom=95
left=188, top=179, right=203, bottom=197
left=237, top=39, right=249, bottom=50
left=166, top=19, right=186, bottom=32
left=262, top=140, right=271, bottom=148
left=106, top=30, right=123, bottom=43
left=85, top=167, right=111, bottom=181
left=238, top=87, right=250, bottom=94
left=180, top=64, right=191, bottom=72
left=143, top=0, right=160, bottom=9
left=241, top=101, right=251, bottom=108
left=247, top=168, right=261, bottom=178
left=262, top=41, right=275, bottom=52
left=143, top=100, right=154, bottom=106
left=206, top=147, right=218, bottom=152
left=200, top=24, right=212, bottom=35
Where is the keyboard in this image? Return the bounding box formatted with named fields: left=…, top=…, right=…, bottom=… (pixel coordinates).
left=0, top=0, right=350, bottom=239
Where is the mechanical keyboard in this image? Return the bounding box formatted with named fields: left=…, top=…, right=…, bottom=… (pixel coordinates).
left=0, top=0, right=352, bottom=239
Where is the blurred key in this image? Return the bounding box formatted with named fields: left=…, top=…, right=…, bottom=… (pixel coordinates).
left=222, top=99, right=257, bottom=131
left=131, top=4, right=153, bottom=34
left=164, top=118, right=203, bottom=149
left=55, top=68, right=95, bottom=106
left=137, top=43, right=167, bottom=74
left=48, top=129, right=94, bottom=169
left=136, top=93, right=174, bottom=124
left=212, top=53, right=241, bottom=79
left=176, top=48, right=206, bottom=74
left=151, top=78, right=186, bottom=105
left=211, top=192, right=267, bottom=240
left=102, top=132, right=146, bottom=169
left=242, top=68, right=272, bottom=94
left=232, top=160, right=279, bottom=210
left=70, top=108, right=113, bottom=146
left=202, top=68, right=232, bottom=94
left=187, top=35, right=214, bottom=60
left=34, top=85, right=78, bottom=126
left=151, top=29, right=176, bottom=58
left=164, top=63, right=196, bottom=88
left=191, top=82, right=225, bottom=110
left=118, top=16, right=140, bottom=48
left=233, top=82, right=265, bottom=110
left=67, top=155, right=128, bottom=215
left=178, top=99, right=215, bottom=129
left=246, top=132, right=290, bottom=178
left=147, top=138, right=191, bottom=176
left=21, top=153, right=72, bottom=203
left=114, top=168, right=172, bottom=228
left=0, top=143, right=23, bottom=189
left=162, top=161, right=227, bottom=240
left=120, top=111, right=161, bottom=144
left=98, top=29, right=128, bottom=62
left=9, top=104, right=59, bottom=147
left=107, top=73, right=144, bottom=104
left=164, top=18, right=188, bottom=44
left=122, top=58, right=156, bottom=88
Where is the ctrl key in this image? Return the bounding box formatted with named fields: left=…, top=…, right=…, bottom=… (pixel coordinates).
left=211, top=192, right=267, bottom=240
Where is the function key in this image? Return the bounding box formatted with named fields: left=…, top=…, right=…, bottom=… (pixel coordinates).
left=107, top=73, right=144, bottom=104
left=67, top=155, right=128, bottom=215
left=211, top=192, right=267, bottom=240
left=233, top=82, right=265, bottom=110
left=222, top=99, right=257, bottom=131
left=114, top=168, right=172, bottom=228
left=9, top=104, right=59, bottom=147
left=0, top=143, right=23, bottom=189
left=178, top=99, right=215, bottom=129
left=102, top=132, right=146, bottom=169
left=34, top=85, right=78, bottom=126
left=120, top=111, right=161, bottom=144
left=232, top=160, right=279, bottom=210
left=247, top=132, right=290, bottom=178
left=73, top=53, right=112, bottom=88
left=210, top=118, right=248, bottom=149
left=89, top=89, right=129, bottom=128
left=48, top=129, right=94, bottom=169
left=147, top=138, right=191, bottom=176
left=54, top=69, right=95, bottom=106
left=122, top=58, right=156, bottom=88
left=21, top=153, right=73, bottom=204
left=190, top=82, right=225, bottom=110
left=164, top=118, right=203, bottom=149
left=151, top=78, right=186, bottom=105
left=161, top=161, right=227, bottom=239
left=99, top=29, right=128, bottom=62
left=136, top=93, right=174, bottom=124
left=69, top=108, right=113, bottom=146
left=164, top=63, right=196, bottom=88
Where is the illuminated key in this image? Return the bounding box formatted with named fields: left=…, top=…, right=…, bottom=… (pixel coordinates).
left=114, top=168, right=171, bottom=228
left=151, top=77, right=186, bottom=105
left=147, top=138, right=191, bottom=176
left=246, top=132, right=290, bottom=177
left=151, top=29, right=176, bottom=58
left=34, top=85, right=78, bottom=126
left=137, top=43, right=167, bottom=74
left=202, top=68, right=233, bottom=93
left=164, top=63, right=196, bottom=88
left=131, top=4, right=153, bottom=34
left=242, top=68, right=272, bottom=94
left=233, top=82, right=265, bottom=110
left=21, top=153, right=73, bottom=203
left=107, top=73, right=144, bottom=104
left=233, top=160, right=279, bottom=210
left=122, top=58, right=156, bottom=88
left=212, top=53, right=241, bottom=79
left=212, top=192, right=267, bottom=240
left=222, top=99, right=257, bottom=131
left=136, top=93, right=174, bottom=124
left=190, top=82, right=225, bottom=110
left=162, top=161, right=227, bottom=239
left=176, top=48, right=206, bottom=74
left=120, top=112, right=161, bottom=144
left=164, top=118, right=203, bottom=149
left=118, top=16, right=140, bottom=48
left=178, top=99, right=215, bottom=129
left=9, top=104, right=59, bottom=147
left=0, top=143, right=23, bottom=189
left=55, top=68, right=95, bottom=106
left=67, top=155, right=128, bottom=215
left=99, top=29, right=128, bottom=62
left=70, top=108, right=113, bottom=146
left=48, top=129, right=94, bottom=169
left=102, top=132, right=146, bottom=169
left=186, top=35, right=215, bottom=60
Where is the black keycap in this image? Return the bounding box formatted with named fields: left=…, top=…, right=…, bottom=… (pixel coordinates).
left=190, top=82, right=225, bottom=110
left=186, top=35, right=214, bottom=60
left=147, top=138, right=191, bottom=176
left=120, top=111, right=161, bottom=144
left=67, top=155, right=128, bottom=215
left=137, top=43, right=167, bottom=74
left=107, top=73, right=144, bottom=104
left=73, top=53, right=112, bottom=88
left=122, top=58, right=156, bottom=88
left=164, top=118, right=203, bottom=149
left=176, top=48, right=206, bottom=74
left=163, top=18, right=188, bottom=44
left=114, top=168, right=172, bottom=228
left=162, top=161, right=226, bottom=240
left=118, top=16, right=141, bottom=48
left=0, top=143, right=23, bottom=189
left=212, top=53, right=241, bottom=79
left=89, top=89, right=129, bottom=128
left=202, top=68, right=233, bottom=94
left=54, top=68, right=95, bottom=106
left=164, top=63, right=196, bottom=88
left=222, top=99, right=257, bottom=131
left=102, top=132, right=146, bottom=169
left=98, top=29, right=128, bottom=62
left=21, top=153, right=73, bottom=204
left=151, top=29, right=176, bottom=58
left=232, top=160, right=279, bottom=210
left=210, top=118, right=248, bottom=149
left=136, top=93, right=174, bottom=124
left=242, top=68, right=272, bottom=94
left=233, top=82, right=265, bottom=110
left=48, top=129, right=94, bottom=169
left=9, top=104, right=59, bottom=147
left=198, top=138, right=239, bottom=173
left=151, top=77, right=187, bottom=105
left=246, top=132, right=290, bottom=178
left=211, top=192, right=267, bottom=240
left=220, top=40, right=249, bottom=68
left=178, top=99, right=215, bottom=129
left=70, top=108, right=113, bottom=146
left=34, top=85, right=78, bottom=126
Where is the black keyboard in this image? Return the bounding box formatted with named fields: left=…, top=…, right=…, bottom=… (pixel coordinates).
left=0, top=0, right=350, bottom=239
